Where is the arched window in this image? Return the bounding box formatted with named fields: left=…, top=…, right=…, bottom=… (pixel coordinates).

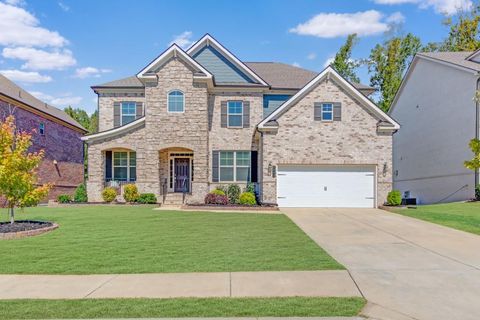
left=167, top=90, right=184, bottom=112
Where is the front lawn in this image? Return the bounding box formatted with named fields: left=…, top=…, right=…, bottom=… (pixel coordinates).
left=0, top=297, right=366, bottom=319
left=0, top=206, right=342, bottom=274
left=393, top=202, right=480, bottom=235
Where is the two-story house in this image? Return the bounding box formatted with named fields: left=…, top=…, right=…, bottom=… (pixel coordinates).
left=0, top=74, right=87, bottom=202
left=82, top=34, right=399, bottom=208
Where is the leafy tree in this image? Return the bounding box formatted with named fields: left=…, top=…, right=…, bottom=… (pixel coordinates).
left=89, top=110, right=98, bottom=133
left=442, top=6, right=480, bottom=52
left=331, top=34, right=361, bottom=83
left=64, top=106, right=98, bottom=133
left=368, top=33, right=422, bottom=112
left=464, top=138, right=480, bottom=173
left=0, top=116, right=51, bottom=223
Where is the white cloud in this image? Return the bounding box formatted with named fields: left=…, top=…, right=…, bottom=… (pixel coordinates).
left=58, top=1, right=70, bottom=12
left=307, top=53, right=317, bottom=60
left=292, top=62, right=301, bottom=67
left=323, top=56, right=335, bottom=68
left=5, top=0, right=25, bottom=6
left=169, top=31, right=193, bottom=49
left=290, top=10, right=394, bottom=38
left=0, top=69, right=52, bottom=83
left=73, top=67, right=111, bottom=79
left=30, top=91, right=82, bottom=107
left=2, top=47, right=76, bottom=70
left=386, top=11, right=406, bottom=24
left=0, top=2, right=68, bottom=47
left=373, top=0, right=472, bottom=15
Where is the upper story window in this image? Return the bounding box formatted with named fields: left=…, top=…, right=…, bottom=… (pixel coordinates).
left=121, top=102, right=137, bottom=125
left=168, top=90, right=185, bottom=113
left=39, top=122, right=45, bottom=135
left=227, top=101, right=243, bottom=127
left=314, top=102, right=341, bottom=122
left=321, top=103, right=333, bottom=121
left=219, top=151, right=250, bottom=182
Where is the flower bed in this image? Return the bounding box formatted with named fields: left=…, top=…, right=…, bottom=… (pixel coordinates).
left=0, top=220, right=58, bottom=240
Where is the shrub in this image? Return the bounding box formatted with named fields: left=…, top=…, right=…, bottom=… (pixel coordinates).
left=216, top=185, right=228, bottom=194
left=239, top=192, right=256, bottom=206
left=476, top=184, right=480, bottom=201
left=57, top=194, right=71, bottom=203
left=102, top=187, right=117, bottom=203
left=137, top=193, right=157, bottom=204
left=123, top=184, right=139, bottom=203
left=211, top=189, right=226, bottom=196
left=227, top=184, right=241, bottom=204
left=205, top=193, right=229, bottom=205
left=387, top=190, right=402, bottom=206
left=73, top=183, right=88, bottom=202
left=245, top=182, right=255, bottom=194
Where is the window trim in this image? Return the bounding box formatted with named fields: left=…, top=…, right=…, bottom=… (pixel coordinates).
left=218, top=151, right=251, bottom=182
left=321, top=103, right=334, bottom=122
left=120, top=101, right=137, bottom=126
left=167, top=90, right=185, bottom=113
left=227, top=101, right=243, bottom=128
left=112, top=151, right=136, bottom=182
left=39, top=122, right=45, bottom=135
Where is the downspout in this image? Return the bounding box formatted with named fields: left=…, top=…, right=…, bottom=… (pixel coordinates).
left=475, top=76, right=480, bottom=187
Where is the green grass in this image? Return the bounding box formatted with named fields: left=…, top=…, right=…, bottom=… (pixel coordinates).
left=393, top=202, right=480, bottom=235
left=0, top=206, right=342, bottom=274
left=0, top=297, right=366, bottom=319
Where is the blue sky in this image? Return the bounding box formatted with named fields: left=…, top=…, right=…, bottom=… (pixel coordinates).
left=0, top=0, right=472, bottom=113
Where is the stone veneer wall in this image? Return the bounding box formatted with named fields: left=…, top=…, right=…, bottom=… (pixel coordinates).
left=97, top=95, right=145, bottom=132
left=260, top=78, right=393, bottom=207
left=0, top=100, right=84, bottom=202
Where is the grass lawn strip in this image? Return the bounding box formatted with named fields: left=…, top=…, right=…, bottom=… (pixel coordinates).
left=0, top=206, right=342, bottom=274
left=0, top=297, right=366, bottom=319
left=392, top=202, right=480, bottom=235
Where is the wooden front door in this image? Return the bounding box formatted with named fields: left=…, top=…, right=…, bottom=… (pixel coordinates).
left=174, top=158, right=190, bottom=192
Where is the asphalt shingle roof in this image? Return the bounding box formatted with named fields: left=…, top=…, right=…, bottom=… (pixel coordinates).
left=0, top=74, right=86, bottom=131
left=417, top=51, right=480, bottom=71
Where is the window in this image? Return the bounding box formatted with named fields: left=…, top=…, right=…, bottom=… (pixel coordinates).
left=321, top=103, right=333, bottom=121
left=168, top=90, right=184, bottom=112
left=219, top=151, right=250, bottom=182
left=113, top=151, right=136, bottom=181
left=227, top=101, right=243, bottom=127
left=121, top=102, right=136, bottom=125
left=39, top=122, right=45, bottom=135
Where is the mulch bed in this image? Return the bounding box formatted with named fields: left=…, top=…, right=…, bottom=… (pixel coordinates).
left=0, top=220, right=58, bottom=240
left=183, top=204, right=279, bottom=211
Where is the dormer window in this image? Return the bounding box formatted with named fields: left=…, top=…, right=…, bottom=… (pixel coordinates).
left=168, top=90, right=184, bottom=113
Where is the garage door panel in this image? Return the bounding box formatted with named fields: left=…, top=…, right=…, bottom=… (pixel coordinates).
left=277, top=165, right=375, bottom=208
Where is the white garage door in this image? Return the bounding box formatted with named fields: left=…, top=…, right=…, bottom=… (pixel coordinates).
left=277, top=165, right=376, bottom=208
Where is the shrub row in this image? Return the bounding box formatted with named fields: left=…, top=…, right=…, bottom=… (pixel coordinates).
left=205, top=183, right=257, bottom=206
left=102, top=184, right=157, bottom=204
left=57, top=184, right=88, bottom=203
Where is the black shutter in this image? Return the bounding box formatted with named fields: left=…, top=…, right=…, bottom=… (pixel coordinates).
left=114, top=102, right=121, bottom=127
left=220, top=101, right=228, bottom=128
left=212, top=151, right=219, bottom=182
left=243, top=101, right=250, bottom=128
left=105, top=151, right=112, bottom=180
left=136, top=102, right=143, bottom=119
left=251, top=151, right=258, bottom=183
left=314, top=102, right=322, bottom=121
left=333, top=103, right=342, bottom=121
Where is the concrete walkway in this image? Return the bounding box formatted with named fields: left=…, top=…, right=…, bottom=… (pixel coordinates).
left=284, top=208, right=480, bottom=320
left=0, top=270, right=360, bottom=299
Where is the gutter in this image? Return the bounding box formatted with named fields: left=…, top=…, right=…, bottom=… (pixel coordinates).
left=476, top=75, right=480, bottom=187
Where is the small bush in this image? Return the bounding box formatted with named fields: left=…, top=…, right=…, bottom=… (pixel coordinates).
left=137, top=193, right=157, bottom=204
left=205, top=193, right=229, bottom=205
left=211, top=189, right=226, bottom=196
left=387, top=190, right=402, bottom=206
left=123, top=184, right=139, bottom=203
left=245, top=182, right=255, bottom=194
left=239, top=192, right=256, bottom=206
left=57, top=194, right=71, bottom=203
left=216, top=185, right=228, bottom=194
left=73, top=183, right=88, bottom=202
left=476, top=184, right=480, bottom=201
left=102, top=187, right=117, bottom=203
left=227, top=184, right=241, bottom=204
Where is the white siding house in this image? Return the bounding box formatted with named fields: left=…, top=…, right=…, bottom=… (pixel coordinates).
left=390, top=51, right=480, bottom=204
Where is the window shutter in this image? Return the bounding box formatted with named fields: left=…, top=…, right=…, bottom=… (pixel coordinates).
left=220, top=101, right=227, bottom=128
left=212, top=151, right=219, bottom=182
left=243, top=101, right=250, bottom=128
left=114, top=102, right=121, bottom=127
left=333, top=103, right=342, bottom=121
left=250, top=151, right=258, bottom=183
left=105, top=151, right=112, bottom=180
left=136, top=102, right=143, bottom=119
left=314, top=102, right=322, bottom=121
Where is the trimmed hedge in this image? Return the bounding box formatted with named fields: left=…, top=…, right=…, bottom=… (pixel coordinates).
left=137, top=193, right=157, bottom=204
left=239, top=192, right=256, bottom=206
left=102, top=187, right=117, bottom=203
left=387, top=190, right=402, bottom=206
left=123, top=184, right=139, bottom=203
left=57, top=194, right=72, bottom=203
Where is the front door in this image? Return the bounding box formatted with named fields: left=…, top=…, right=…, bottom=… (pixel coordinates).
left=174, top=158, right=190, bottom=192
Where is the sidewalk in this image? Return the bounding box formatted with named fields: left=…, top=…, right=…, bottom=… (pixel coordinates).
left=0, top=270, right=361, bottom=299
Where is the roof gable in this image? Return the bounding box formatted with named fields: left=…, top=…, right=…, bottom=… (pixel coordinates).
left=258, top=66, right=399, bottom=130
left=187, top=34, right=268, bottom=86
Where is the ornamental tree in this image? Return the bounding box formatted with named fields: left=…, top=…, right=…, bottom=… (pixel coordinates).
left=464, top=138, right=480, bottom=175
left=0, top=115, right=51, bottom=224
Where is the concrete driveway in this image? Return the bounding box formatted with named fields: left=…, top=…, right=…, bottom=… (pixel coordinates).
left=283, top=208, right=480, bottom=320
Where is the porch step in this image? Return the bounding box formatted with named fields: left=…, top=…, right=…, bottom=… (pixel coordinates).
left=162, top=193, right=185, bottom=205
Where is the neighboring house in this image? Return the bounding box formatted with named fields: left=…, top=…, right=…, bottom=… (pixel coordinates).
left=0, top=74, right=87, bottom=202
left=390, top=51, right=480, bottom=204
left=83, top=34, right=398, bottom=208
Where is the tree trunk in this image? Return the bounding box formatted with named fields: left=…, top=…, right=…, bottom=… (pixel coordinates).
left=9, top=207, right=14, bottom=224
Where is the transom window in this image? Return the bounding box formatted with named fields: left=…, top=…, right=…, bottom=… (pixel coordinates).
left=227, top=101, right=243, bottom=127
left=113, top=151, right=136, bottom=181
left=121, top=102, right=136, bottom=125
left=219, top=151, right=250, bottom=182
left=321, top=103, right=333, bottom=121
left=168, top=90, right=185, bottom=112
